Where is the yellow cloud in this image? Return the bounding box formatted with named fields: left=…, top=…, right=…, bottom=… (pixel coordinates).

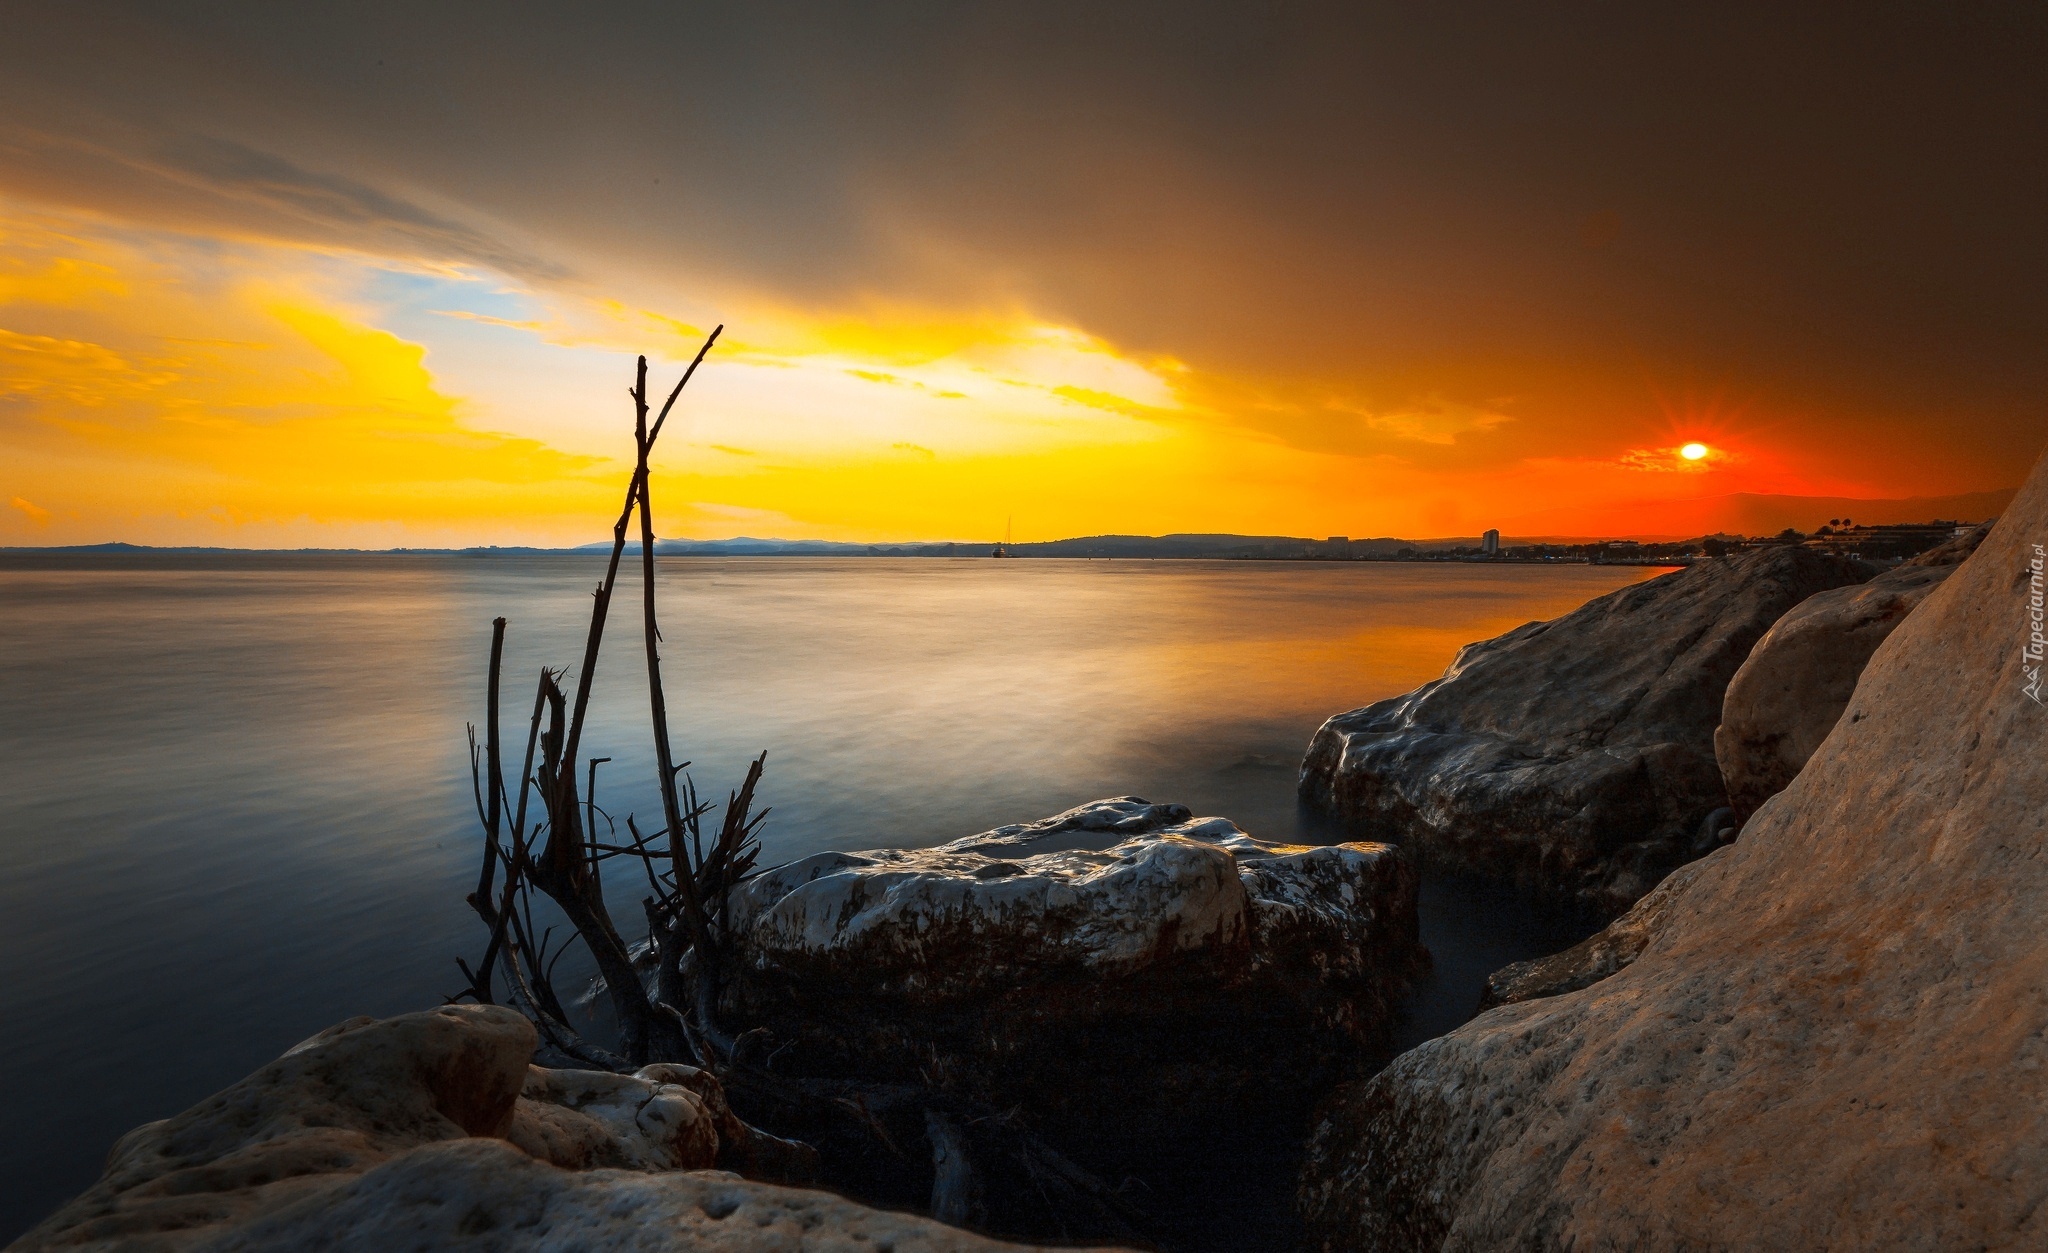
left=0, top=326, right=173, bottom=405
left=1051, top=384, right=1168, bottom=420
left=1355, top=398, right=1513, bottom=446
left=0, top=203, right=612, bottom=543
left=0, top=253, right=129, bottom=307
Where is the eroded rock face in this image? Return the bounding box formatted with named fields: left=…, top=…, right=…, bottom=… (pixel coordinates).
left=1300, top=545, right=1872, bottom=917
left=721, top=798, right=1424, bottom=1162
left=17, top=1005, right=1031, bottom=1252
left=1476, top=850, right=1718, bottom=1010
left=507, top=1064, right=720, bottom=1172
left=1716, top=522, right=1992, bottom=819
left=195, top=1138, right=1081, bottom=1252
left=1299, top=464, right=2048, bottom=1250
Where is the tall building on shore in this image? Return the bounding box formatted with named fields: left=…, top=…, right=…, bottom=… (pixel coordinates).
left=1482, top=528, right=1501, bottom=556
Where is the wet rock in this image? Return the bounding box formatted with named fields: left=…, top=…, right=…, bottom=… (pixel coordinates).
left=1716, top=522, right=1992, bottom=819
left=16, top=1005, right=1012, bottom=1252
left=721, top=797, right=1424, bottom=1165
left=1300, top=544, right=1872, bottom=917
left=1299, top=463, right=2048, bottom=1250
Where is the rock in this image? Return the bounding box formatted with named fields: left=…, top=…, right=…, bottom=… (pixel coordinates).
left=193, top=1138, right=1080, bottom=1252
left=506, top=1064, right=720, bottom=1172
left=1716, top=521, right=1993, bottom=820
left=17, top=1005, right=1038, bottom=1252
left=720, top=797, right=1424, bottom=1164
left=1299, top=462, right=2048, bottom=1249
left=1300, top=544, right=1872, bottom=917
left=1476, top=850, right=1718, bottom=1010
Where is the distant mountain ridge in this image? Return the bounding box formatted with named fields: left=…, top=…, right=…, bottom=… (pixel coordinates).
left=5, top=489, right=2017, bottom=556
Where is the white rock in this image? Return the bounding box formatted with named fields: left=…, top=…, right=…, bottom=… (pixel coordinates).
left=719, top=798, right=1422, bottom=1168
left=728, top=798, right=1411, bottom=983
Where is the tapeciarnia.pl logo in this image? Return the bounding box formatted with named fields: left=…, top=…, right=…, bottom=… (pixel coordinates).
left=2026, top=543, right=2046, bottom=704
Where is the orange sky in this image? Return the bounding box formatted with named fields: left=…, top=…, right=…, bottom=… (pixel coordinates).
left=1, top=5, right=2042, bottom=548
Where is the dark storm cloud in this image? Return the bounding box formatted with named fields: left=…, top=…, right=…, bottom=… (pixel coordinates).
left=153, top=135, right=563, bottom=278
left=1, top=1, right=2044, bottom=468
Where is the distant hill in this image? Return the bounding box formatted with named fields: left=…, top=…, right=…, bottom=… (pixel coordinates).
left=1499, top=488, right=2016, bottom=541
left=598, top=534, right=1366, bottom=557
left=6, top=492, right=2019, bottom=558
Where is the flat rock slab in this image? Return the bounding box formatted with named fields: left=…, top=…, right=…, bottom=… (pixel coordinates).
left=1300, top=544, right=1871, bottom=917
left=1298, top=458, right=2048, bottom=1250
left=722, top=798, right=1424, bottom=1161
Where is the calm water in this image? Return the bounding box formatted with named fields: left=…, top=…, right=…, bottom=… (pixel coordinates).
left=0, top=555, right=1654, bottom=1240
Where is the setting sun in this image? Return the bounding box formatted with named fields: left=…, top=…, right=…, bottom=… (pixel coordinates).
left=1680, top=442, right=1709, bottom=461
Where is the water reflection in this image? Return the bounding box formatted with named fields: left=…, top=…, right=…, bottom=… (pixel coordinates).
left=0, top=554, right=1652, bottom=1239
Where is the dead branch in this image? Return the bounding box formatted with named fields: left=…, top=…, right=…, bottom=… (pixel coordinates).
left=440, top=342, right=1158, bottom=1244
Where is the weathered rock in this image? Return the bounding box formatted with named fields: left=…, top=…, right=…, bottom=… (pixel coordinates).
left=1716, top=522, right=1992, bottom=819
left=190, top=1138, right=1092, bottom=1252
left=1476, top=850, right=1717, bottom=1010
left=721, top=797, right=1424, bottom=1163
left=506, top=1064, right=719, bottom=1172
left=1299, top=460, right=2048, bottom=1250
left=1300, top=544, right=1872, bottom=917
left=16, top=1005, right=1039, bottom=1252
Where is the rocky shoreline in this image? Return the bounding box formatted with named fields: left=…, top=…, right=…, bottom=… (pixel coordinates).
left=1295, top=475, right=2041, bottom=1246
left=1298, top=543, right=1875, bottom=919
left=13, top=1005, right=1061, bottom=1253
left=20, top=477, right=2033, bottom=1250
left=17, top=802, right=1425, bottom=1251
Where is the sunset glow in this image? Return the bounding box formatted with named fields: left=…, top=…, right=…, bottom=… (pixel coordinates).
left=0, top=10, right=2033, bottom=547
left=4, top=11, right=2044, bottom=1244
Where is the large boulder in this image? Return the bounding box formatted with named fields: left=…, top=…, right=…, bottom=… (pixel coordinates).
left=1299, top=545, right=1872, bottom=917
left=720, top=797, right=1424, bottom=1163
left=16, top=1005, right=1057, bottom=1252
left=1298, top=458, right=2048, bottom=1250
left=1716, top=522, right=1992, bottom=819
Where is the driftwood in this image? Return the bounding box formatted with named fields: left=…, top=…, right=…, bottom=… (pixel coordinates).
left=458, top=330, right=740, bottom=1069
left=451, top=341, right=1153, bottom=1246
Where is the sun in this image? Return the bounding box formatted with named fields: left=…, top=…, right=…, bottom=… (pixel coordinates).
left=1680, top=442, right=1709, bottom=461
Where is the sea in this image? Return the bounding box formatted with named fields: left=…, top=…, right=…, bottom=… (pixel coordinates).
left=0, top=553, right=1659, bottom=1242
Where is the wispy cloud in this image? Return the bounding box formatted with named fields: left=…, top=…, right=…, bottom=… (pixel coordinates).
left=1339, top=397, right=1514, bottom=447
left=1, top=121, right=565, bottom=280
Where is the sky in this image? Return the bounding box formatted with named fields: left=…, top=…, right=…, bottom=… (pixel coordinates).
left=0, top=1, right=2043, bottom=547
